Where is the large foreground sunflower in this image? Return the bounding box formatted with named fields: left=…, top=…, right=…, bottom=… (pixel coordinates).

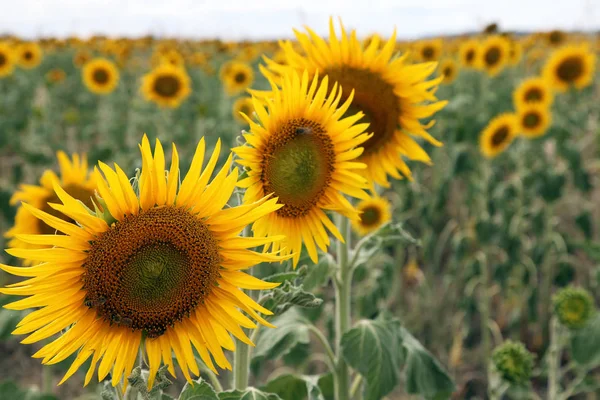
left=351, top=196, right=392, bottom=236
left=265, top=19, right=447, bottom=187
left=141, top=64, right=192, bottom=108
left=513, top=76, right=554, bottom=110
left=5, top=152, right=97, bottom=263
left=82, top=58, right=120, bottom=95
left=1, top=136, right=287, bottom=389
left=517, top=104, right=551, bottom=138
left=233, top=70, right=370, bottom=266
left=0, top=42, right=15, bottom=77
left=479, top=113, right=519, bottom=158
left=16, top=42, right=43, bottom=69
left=542, top=45, right=596, bottom=92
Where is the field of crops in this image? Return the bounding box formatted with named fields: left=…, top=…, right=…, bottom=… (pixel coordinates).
left=0, top=20, right=598, bottom=400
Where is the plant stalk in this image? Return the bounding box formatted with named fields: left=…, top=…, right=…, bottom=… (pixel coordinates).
left=548, top=316, right=562, bottom=400
left=233, top=225, right=253, bottom=390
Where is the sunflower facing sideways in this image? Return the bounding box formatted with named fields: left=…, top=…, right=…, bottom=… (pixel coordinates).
left=479, top=113, right=519, bottom=158
left=16, top=42, right=43, bottom=69
left=141, top=63, right=191, bottom=108
left=264, top=18, right=447, bottom=188
left=513, top=76, right=554, bottom=110
left=5, top=152, right=97, bottom=264
left=352, top=196, right=392, bottom=236
left=479, top=35, right=511, bottom=77
left=439, top=58, right=458, bottom=84
left=0, top=42, right=15, bottom=78
left=459, top=39, right=479, bottom=68
left=1, top=136, right=288, bottom=389
left=233, top=70, right=371, bottom=266
left=82, top=58, right=120, bottom=95
left=517, top=104, right=552, bottom=139
left=542, top=44, right=596, bottom=92
left=232, top=97, right=254, bottom=124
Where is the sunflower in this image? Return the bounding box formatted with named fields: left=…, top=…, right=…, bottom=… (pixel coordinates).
left=264, top=19, right=447, bottom=187
left=46, top=68, right=66, bottom=84
left=16, top=42, right=43, bottom=69
left=415, top=39, right=443, bottom=62
left=547, top=30, right=567, bottom=47
left=508, top=41, right=523, bottom=65
left=479, top=35, right=511, bottom=76
left=82, top=58, right=120, bottom=95
left=221, top=61, right=254, bottom=95
left=351, top=196, right=392, bottom=235
left=513, top=76, right=554, bottom=110
left=232, top=97, right=254, bottom=124
left=542, top=45, right=596, bottom=92
left=479, top=113, right=519, bottom=158
left=73, top=50, right=92, bottom=68
left=517, top=104, right=551, bottom=139
left=439, top=59, right=458, bottom=84
left=5, top=152, right=97, bottom=264
left=459, top=39, right=479, bottom=68
left=0, top=42, right=15, bottom=77
left=233, top=70, right=370, bottom=266
left=1, top=135, right=287, bottom=389
left=141, top=64, right=191, bottom=108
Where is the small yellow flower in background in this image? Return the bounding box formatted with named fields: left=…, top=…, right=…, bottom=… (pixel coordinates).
left=83, top=58, right=120, bottom=95
left=517, top=104, right=552, bottom=139
left=479, top=113, right=519, bottom=158
left=220, top=60, right=254, bottom=95
left=479, top=35, right=511, bottom=77
left=46, top=68, right=66, bottom=83
left=16, top=42, right=43, bottom=69
left=415, top=38, right=444, bottom=62
left=232, top=97, right=254, bottom=124
left=439, top=58, right=458, bottom=84
left=352, top=196, right=392, bottom=235
left=403, top=256, right=425, bottom=288
left=513, top=76, right=554, bottom=110
left=1, top=135, right=288, bottom=389
left=141, top=63, right=192, bottom=108
left=459, top=39, right=480, bottom=68
left=0, top=42, right=16, bottom=78
left=542, top=44, right=596, bottom=92
left=73, top=50, right=92, bottom=68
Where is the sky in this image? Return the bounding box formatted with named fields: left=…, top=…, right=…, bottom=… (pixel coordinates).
left=1, top=0, right=597, bottom=40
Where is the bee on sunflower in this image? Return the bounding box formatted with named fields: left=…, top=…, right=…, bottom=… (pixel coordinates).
left=220, top=61, right=254, bottom=95
left=517, top=104, right=551, bottom=139
left=16, top=42, right=43, bottom=69
left=1, top=135, right=288, bottom=389
left=0, top=42, right=15, bottom=78
left=513, top=76, right=554, bottom=110
left=479, top=113, right=519, bottom=158
left=351, top=196, right=392, bottom=236
left=542, top=44, right=596, bottom=92
left=82, top=58, right=120, bottom=95
left=479, top=35, right=511, bottom=77
left=141, top=63, right=192, bottom=108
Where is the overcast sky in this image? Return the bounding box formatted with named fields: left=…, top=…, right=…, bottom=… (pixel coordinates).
left=1, top=0, right=597, bottom=40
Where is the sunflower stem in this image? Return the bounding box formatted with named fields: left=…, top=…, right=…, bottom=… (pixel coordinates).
left=334, top=214, right=352, bottom=400
left=42, top=364, right=53, bottom=394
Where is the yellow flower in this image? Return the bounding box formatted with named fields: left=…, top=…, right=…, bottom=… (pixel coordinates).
left=82, top=58, right=120, bottom=95
left=351, top=196, right=392, bottom=235
left=459, top=39, right=480, bottom=68
left=0, top=42, right=16, bottom=77
left=232, top=97, right=254, bottom=124
left=542, top=44, right=596, bottom=92
left=265, top=18, right=447, bottom=187
left=141, top=64, right=192, bottom=108
left=517, top=104, right=551, bottom=138
left=439, top=58, right=458, bottom=84
left=1, top=136, right=288, bottom=389
left=233, top=70, right=370, bottom=266
left=479, top=113, right=519, bottom=158
left=46, top=68, right=66, bottom=83
left=73, top=50, right=92, bottom=68
left=513, top=76, right=554, bottom=110
left=220, top=61, right=254, bottom=95
left=16, top=42, right=43, bottom=69
left=479, top=35, right=511, bottom=77
left=414, top=39, right=444, bottom=62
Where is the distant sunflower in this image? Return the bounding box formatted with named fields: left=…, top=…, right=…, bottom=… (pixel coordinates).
left=46, top=68, right=66, bottom=84
left=221, top=61, right=254, bottom=95
left=82, top=58, right=120, bottom=95
left=264, top=19, right=447, bottom=187
left=5, top=152, right=97, bottom=264
left=0, top=42, right=15, bottom=77
left=547, top=30, right=567, bottom=47
left=517, top=104, right=551, bottom=138
left=542, top=45, right=596, bottom=92
left=17, top=42, right=43, bottom=69
left=513, top=76, right=554, bottom=110
left=416, top=39, right=443, bottom=62
left=439, top=59, right=458, bottom=84
left=479, top=113, right=519, bottom=158
left=232, top=97, right=254, bottom=124
left=479, top=36, right=511, bottom=76
left=141, top=64, right=191, bottom=108
left=1, top=136, right=287, bottom=389
left=351, top=196, right=392, bottom=236
left=73, top=50, right=92, bottom=68
left=233, top=70, right=370, bottom=266
left=508, top=41, right=523, bottom=65
left=459, top=39, right=479, bottom=68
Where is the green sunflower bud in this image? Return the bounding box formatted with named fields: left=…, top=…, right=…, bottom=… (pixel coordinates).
left=491, top=340, right=535, bottom=385
left=553, top=287, right=595, bottom=330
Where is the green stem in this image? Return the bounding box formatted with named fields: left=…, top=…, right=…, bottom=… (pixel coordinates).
left=42, top=364, right=53, bottom=394
left=115, top=382, right=125, bottom=400
left=478, top=252, right=491, bottom=364
left=349, top=374, right=363, bottom=399
left=307, top=324, right=337, bottom=372
left=334, top=215, right=352, bottom=400
left=548, top=316, right=562, bottom=400
left=200, top=364, right=224, bottom=392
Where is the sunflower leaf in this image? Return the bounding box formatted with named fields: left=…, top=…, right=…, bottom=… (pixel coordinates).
left=259, top=281, right=322, bottom=316
left=253, top=308, right=310, bottom=362
left=218, top=388, right=282, bottom=400
left=261, top=374, right=324, bottom=400
left=179, top=378, right=218, bottom=400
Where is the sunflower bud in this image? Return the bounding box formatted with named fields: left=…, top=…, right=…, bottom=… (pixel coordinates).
left=553, top=287, right=595, bottom=330
left=491, top=340, right=535, bottom=385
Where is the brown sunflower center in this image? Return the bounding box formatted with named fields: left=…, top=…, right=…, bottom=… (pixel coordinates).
left=524, top=87, right=543, bottom=101
left=261, top=118, right=335, bottom=218
left=360, top=206, right=381, bottom=227
left=443, top=66, right=453, bottom=78
left=234, top=71, right=247, bottom=83
left=82, top=206, right=221, bottom=338
left=323, top=66, right=399, bottom=156
left=556, top=56, right=584, bottom=83
left=38, top=184, right=96, bottom=235
left=484, top=46, right=501, bottom=66
left=549, top=30, right=564, bottom=45
left=154, top=74, right=181, bottom=97
left=93, top=68, right=109, bottom=84
left=422, top=46, right=435, bottom=60
left=24, top=51, right=33, bottom=60
left=523, top=112, right=540, bottom=128
left=0, top=53, right=6, bottom=66
left=491, top=126, right=510, bottom=147
left=466, top=49, right=475, bottom=63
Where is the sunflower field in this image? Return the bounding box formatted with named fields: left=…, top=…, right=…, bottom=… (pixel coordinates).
left=0, top=19, right=599, bottom=400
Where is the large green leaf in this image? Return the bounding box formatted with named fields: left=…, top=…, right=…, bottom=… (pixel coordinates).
left=340, top=318, right=402, bottom=400
left=259, top=281, right=322, bottom=316
left=253, top=308, right=310, bottom=361
left=179, top=380, right=218, bottom=400
left=261, top=374, right=324, bottom=400
left=571, top=313, right=600, bottom=366
left=400, top=328, right=456, bottom=399
left=218, top=388, right=282, bottom=400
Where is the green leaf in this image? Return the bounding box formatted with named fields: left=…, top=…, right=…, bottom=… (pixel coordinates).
left=302, top=253, right=334, bottom=291
left=400, top=327, right=456, bottom=399
left=253, top=308, right=310, bottom=361
left=261, top=374, right=324, bottom=400
left=0, top=380, right=60, bottom=400
left=340, top=318, right=402, bottom=400
left=263, top=271, right=300, bottom=284
left=317, top=373, right=334, bottom=400
left=259, top=281, right=322, bottom=316
left=571, top=313, right=600, bottom=366
left=179, top=379, right=218, bottom=400
left=218, top=388, right=282, bottom=400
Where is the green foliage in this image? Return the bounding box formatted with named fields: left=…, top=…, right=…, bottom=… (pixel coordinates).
left=571, top=313, right=600, bottom=366
left=0, top=381, right=59, bottom=400
left=179, top=379, right=219, bottom=400
left=261, top=374, right=323, bottom=400
left=252, top=308, right=310, bottom=362
left=491, top=340, right=535, bottom=386
left=218, top=388, right=282, bottom=400
left=259, top=281, right=323, bottom=316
